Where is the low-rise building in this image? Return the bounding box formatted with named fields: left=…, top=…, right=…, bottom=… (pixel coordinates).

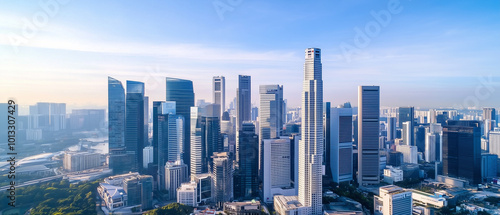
left=223, top=200, right=262, bottom=215
left=383, top=165, right=403, bottom=184
left=411, top=189, right=447, bottom=208
left=274, top=195, right=309, bottom=215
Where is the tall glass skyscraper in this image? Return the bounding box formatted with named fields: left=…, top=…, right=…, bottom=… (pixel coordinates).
left=234, top=122, right=259, bottom=200
left=153, top=101, right=184, bottom=190
left=166, top=77, right=195, bottom=172
left=358, top=85, right=380, bottom=186
left=399, top=107, right=415, bottom=146
left=189, top=106, right=222, bottom=177
left=236, top=75, right=251, bottom=131
left=258, top=84, right=283, bottom=177
left=299, top=48, right=323, bottom=214
left=443, top=120, right=481, bottom=185
left=108, top=77, right=128, bottom=174
left=125, top=80, right=146, bottom=173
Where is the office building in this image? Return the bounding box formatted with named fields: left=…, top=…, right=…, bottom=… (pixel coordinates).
left=108, top=77, right=128, bottom=174
left=330, top=103, right=354, bottom=183
left=259, top=84, right=284, bottom=177
left=68, top=109, right=105, bottom=131
left=387, top=117, right=396, bottom=142
left=177, top=181, right=198, bottom=207
left=411, top=190, right=447, bottom=209
left=224, top=201, right=262, bottom=215
left=481, top=154, right=497, bottom=183
left=125, top=80, right=146, bottom=173
left=383, top=166, right=403, bottom=184
left=63, top=152, right=101, bottom=172
left=193, top=173, right=212, bottom=204
left=213, top=76, right=226, bottom=118
left=396, top=144, right=418, bottom=164
left=165, top=160, right=189, bottom=200
left=212, top=152, right=233, bottom=209
left=28, top=102, right=66, bottom=131
left=323, top=102, right=332, bottom=178
left=374, top=185, right=412, bottom=215
left=143, top=146, right=153, bottom=169
left=236, top=75, right=251, bottom=131
left=442, top=120, right=481, bottom=185
left=190, top=106, right=223, bottom=177
left=263, top=138, right=296, bottom=203
left=490, top=131, right=500, bottom=156
left=234, top=122, right=259, bottom=200
left=298, top=48, right=323, bottom=214
left=484, top=108, right=497, bottom=132
left=166, top=77, right=195, bottom=172
left=274, top=195, right=309, bottom=215
left=399, top=107, right=414, bottom=146
left=153, top=101, right=184, bottom=189
left=100, top=173, right=153, bottom=211
left=358, top=86, right=380, bottom=185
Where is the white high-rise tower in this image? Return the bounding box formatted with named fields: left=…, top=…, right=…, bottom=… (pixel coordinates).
left=298, top=48, right=323, bottom=214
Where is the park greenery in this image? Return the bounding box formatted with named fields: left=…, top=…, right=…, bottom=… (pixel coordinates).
left=0, top=180, right=99, bottom=215
left=145, top=203, right=194, bottom=215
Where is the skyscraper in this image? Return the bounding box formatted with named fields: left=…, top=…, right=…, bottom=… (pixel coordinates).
left=484, top=107, right=497, bottom=132
left=442, top=120, right=481, bottom=185
left=358, top=86, right=380, bottom=186
left=399, top=107, right=414, bottom=146
left=154, top=101, right=184, bottom=190
left=387, top=117, right=396, bottom=142
left=108, top=77, right=128, bottom=174
left=236, top=75, right=251, bottom=131
left=234, top=122, right=259, bottom=200
left=166, top=77, right=195, bottom=172
left=125, top=80, right=145, bottom=173
left=323, top=102, right=331, bottom=179
left=190, top=106, right=223, bottom=177
left=212, top=152, right=233, bottom=209
left=213, top=76, right=226, bottom=118
left=298, top=48, right=323, bottom=214
left=258, top=84, right=284, bottom=177
left=330, top=103, right=354, bottom=183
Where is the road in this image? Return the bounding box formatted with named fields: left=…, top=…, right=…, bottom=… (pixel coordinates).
left=0, top=175, right=63, bottom=192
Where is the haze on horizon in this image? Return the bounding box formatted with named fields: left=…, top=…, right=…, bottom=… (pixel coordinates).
left=0, top=1, right=499, bottom=111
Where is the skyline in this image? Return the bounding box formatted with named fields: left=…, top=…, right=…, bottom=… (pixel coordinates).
left=1, top=1, right=500, bottom=111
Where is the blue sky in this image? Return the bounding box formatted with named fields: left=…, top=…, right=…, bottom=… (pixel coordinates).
left=0, top=0, right=499, bottom=112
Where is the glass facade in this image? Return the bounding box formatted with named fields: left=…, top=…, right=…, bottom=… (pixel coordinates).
left=125, top=80, right=145, bottom=173
left=166, top=77, right=195, bottom=172
left=108, top=77, right=128, bottom=174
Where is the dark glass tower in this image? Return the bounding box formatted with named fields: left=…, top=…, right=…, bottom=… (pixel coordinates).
left=125, top=80, right=145, bottom=173
left=236, top=75, right=251, bottom=131
left=358, top=86, right=380, bottom=185
left=108, top=77, right=128, bottom=174
left=166, top=77, right=195, bottom=172
left=323, top=102, right=331, bottom=179
left=442, top=120, right=481, bottom=185
left=234, top=122, right=259, bottom=200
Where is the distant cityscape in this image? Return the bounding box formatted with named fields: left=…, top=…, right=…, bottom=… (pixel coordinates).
left=1, top=47, right=499, bottom=215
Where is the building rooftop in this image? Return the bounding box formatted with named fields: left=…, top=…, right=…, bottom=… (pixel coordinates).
left=380, top=185, right=407, bottom=195
left=274, top=195, right=304, bottom=210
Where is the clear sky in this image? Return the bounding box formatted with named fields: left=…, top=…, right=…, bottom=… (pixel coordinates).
left=1, top=0, right=499, bottom=112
